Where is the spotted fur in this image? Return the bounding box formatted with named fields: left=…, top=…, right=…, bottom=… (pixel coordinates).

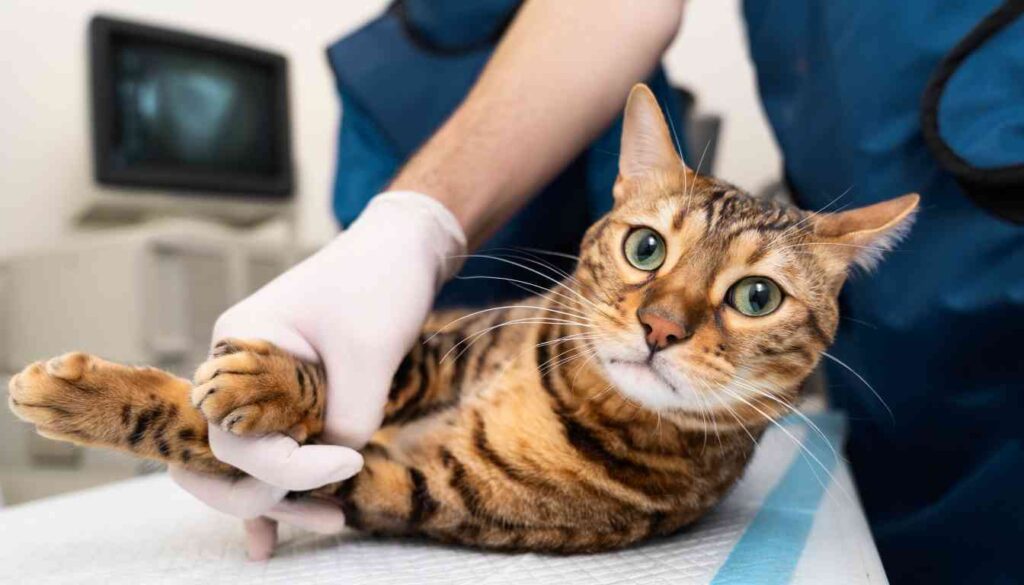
left=7, top=84, right=918, bottom=553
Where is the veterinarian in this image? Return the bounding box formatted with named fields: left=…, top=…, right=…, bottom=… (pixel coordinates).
left=171, top=1, right=1024, bottom=582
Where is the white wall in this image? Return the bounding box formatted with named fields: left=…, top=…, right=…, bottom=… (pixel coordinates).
left=0, top=0, right=389, bottom=256
left=0, top=0, right=779, bottom=256
left=664, top=0, right=781, bottom=193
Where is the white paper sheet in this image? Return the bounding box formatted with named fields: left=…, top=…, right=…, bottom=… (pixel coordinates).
left=0, top=416, right=887, bottom=585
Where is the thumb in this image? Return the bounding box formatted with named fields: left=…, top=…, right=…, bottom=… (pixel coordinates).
left=208, top=425, right=364, bottom=491
left=319, top=359, right=394, bottom=448
left=168, top=466, right=285, bottom=518
left=244, top=517, right=278, bottom=561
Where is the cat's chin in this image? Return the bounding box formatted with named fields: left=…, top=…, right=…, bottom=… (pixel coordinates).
left=599, top=356, right=710, bottom=413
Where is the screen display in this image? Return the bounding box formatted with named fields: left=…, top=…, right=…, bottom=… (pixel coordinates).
left=110, top=39, right=280, bottom=177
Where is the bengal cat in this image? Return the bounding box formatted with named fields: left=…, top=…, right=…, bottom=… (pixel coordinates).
left=7, top=85, right=918, bottom=553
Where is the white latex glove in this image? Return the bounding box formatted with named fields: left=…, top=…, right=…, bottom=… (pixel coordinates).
left=169, top=191, right=466, bottom=560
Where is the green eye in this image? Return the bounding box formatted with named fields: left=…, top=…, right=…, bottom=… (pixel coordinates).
left=728, top=277, right=783, bottom=317
left=623, top=227, right=666, bottom=271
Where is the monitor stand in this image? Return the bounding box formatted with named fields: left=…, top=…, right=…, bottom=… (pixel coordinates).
left=75, top=188, right=294, bottom=230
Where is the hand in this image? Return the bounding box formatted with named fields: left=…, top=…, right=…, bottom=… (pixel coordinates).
left=170, top=191, right=466, bottom=559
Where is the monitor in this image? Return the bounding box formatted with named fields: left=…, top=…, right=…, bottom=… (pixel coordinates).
left=85, top=16, right=294, bottom=225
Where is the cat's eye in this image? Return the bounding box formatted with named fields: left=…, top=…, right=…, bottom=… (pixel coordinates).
left=623, top=227, right=666, bottom=271
left=727, top=277, right=783, bottom=317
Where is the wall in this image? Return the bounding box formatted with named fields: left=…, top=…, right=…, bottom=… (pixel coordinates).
left=0, top=0, right=389, bottom=256
left=0, top=0, right=779, bottom=255
left=664, top=0, right=781, bottom=192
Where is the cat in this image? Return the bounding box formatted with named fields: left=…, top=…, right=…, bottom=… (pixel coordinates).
left=7, top=84, right=918, bottom=553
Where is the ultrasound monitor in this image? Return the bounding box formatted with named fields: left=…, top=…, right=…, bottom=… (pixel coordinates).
left=85, top=16, right=293, bottom=225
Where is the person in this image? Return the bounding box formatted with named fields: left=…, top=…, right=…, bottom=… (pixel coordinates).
left=170, top=1, right=1024, bottom=582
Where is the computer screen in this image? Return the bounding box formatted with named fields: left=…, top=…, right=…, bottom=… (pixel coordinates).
left=91, top=16, right=293, bottom=198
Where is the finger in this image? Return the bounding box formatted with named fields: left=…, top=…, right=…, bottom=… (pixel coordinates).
left=319, top=367, right=392, bottom=448
left=266, top=497, right=347, bottom=535
left=168, top=466, right=286, bottom=518
left=208, top=426, right=364, bottom=491
left=244, top=517, right=278, bottom=561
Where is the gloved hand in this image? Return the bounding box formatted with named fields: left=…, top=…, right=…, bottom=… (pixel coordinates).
left=169, top=191, right=466, bottom=560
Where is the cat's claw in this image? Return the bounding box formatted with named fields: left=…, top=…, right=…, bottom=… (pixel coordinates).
left=191, top=338, right=323, bottom=438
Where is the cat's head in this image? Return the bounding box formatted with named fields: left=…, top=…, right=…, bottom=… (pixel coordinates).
left=574, top=84, right=918, bottom=425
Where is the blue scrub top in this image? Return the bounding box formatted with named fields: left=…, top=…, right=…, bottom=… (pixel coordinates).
left=326, top=0, right=687, bottom=307
left=328, top=1, right=1024, bottom=582
left=743, top=1, right=1024, bottom=583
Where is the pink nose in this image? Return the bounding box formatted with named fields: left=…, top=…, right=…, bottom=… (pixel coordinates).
left=637, top=310, right=688, bottom=352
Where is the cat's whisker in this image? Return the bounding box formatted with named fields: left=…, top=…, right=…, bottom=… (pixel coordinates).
left=429, top=306, right=593, bottom=344
left=441, top=318, right=595, bottom=364
left=716, top=385, right=850, bottom=503
left=662, top=99, right=698, bottom=218
left=514, top=247, right=581, bottom=262
left=567, top=344, right=600, bottom=372
left=453, top=254, right=595, bottom=307
left=475, top=251, right=588, bottom=300
left=704, top=383, right=734, bottom=450
left=700, top=379, right=758, bottom=448
left=501, top=257, right=626, bottom=325
left=725, top=375, right=842, bottom=464
left=452, top=254, right=616, bottom=322
left=476, top=324, right=596, bottom=396
left=537, top=339, right=605, bottom=377
left=771, top=186, right=853, bottom=243
left=820, top=351, right=895, bottom=424
left=687, top=375, right=712, bottom=453
left=454, top=274, right=595, bottom=321
left=533, top=331, right=605, bottom=369
left=569, top=342, right=603, bottom=390
left=537, top=343, right=592, bottom=375
left=589, top=382, right=618, bottom=403
left=487, top=249, right=583, bottom=288
left=542, top=349, right=598, bottom=381
left=536, top=341, right=608, bottom=374
left=716, top=393, right=843, bottom=499
left=694, top=376, right=723, bottom=452
left=840, top=316, right=879, bottom=330
left=777, top=242, right=890, bottom=253
left=535, top=332, right=608, bottom=349
left=664, top=96, right=685, bottom=160
left=687, top=138, right=714, bottom=204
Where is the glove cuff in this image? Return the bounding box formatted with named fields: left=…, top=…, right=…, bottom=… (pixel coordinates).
left=364, top=190, right=469, bottom=283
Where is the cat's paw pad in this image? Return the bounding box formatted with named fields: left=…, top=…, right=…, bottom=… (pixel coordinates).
left=7, top=353, right=128, bottom=442
left=192, top=338, right=323, bottom=438
left=41, top=352, right=93, bottom=382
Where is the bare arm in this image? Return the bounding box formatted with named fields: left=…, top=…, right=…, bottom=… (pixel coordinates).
left=389, top=0, right=685, bottom=249
left=164, top=2, right=684, bottom=558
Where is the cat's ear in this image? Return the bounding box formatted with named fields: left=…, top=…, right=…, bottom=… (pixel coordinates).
left=812, top=193, right=920, bottom=271
left=618, top=84, right=689, bottom=182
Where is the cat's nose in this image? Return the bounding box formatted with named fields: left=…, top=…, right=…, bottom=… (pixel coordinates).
left=637, top=309, right=690, bottom=352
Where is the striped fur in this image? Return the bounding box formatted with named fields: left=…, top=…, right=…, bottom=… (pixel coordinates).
left=7, top=84, right=918, bottom=553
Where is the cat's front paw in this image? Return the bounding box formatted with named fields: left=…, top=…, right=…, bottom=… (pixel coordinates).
left=7, top=353, right=171, bottom=444
left=191, top=338, right=324, bottom=440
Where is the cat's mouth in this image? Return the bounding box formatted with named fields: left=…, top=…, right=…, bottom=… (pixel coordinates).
left=607, top=358, right=679, bottom=392
left=598, top=352, right=708, bottom=412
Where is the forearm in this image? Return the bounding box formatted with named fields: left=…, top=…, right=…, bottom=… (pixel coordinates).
left=388, top=0, right=685, bottom=249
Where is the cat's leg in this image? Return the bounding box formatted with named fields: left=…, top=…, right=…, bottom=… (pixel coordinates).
left=321, top=443, right=655, bottom=553
left=8, top=352, right=234, bottom=475
left=7, top=339, right=325, bottom=475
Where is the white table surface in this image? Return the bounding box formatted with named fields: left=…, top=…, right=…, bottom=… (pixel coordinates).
left=0, top=418, right=888, bottom=585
